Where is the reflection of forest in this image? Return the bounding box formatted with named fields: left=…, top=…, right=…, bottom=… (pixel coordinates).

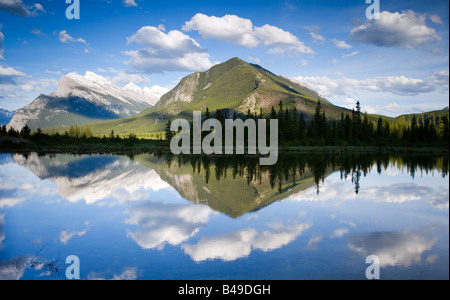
left=138, top=153, right=449, bottom=218
left=12, top=151, right=448, bottom=218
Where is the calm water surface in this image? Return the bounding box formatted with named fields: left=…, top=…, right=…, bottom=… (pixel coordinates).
left=0, top=152, right=448, bottom=280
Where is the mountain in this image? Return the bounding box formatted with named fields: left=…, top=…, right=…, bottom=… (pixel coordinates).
left=12, top=152, right=331, bottom=218
left=0, top=108, right=14, bottom=126
left=444, top=106, right=449, bottom=110
left=7, top=71, right=169, bottom=130
left=396, top=108, right=449, bottom=123
left=86, top=57, right=352, bottom=136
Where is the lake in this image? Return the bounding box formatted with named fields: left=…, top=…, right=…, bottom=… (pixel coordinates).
left=0, top=152, right=448, bottom=280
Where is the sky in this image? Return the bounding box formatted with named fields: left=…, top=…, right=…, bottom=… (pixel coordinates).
left=0, top=0, right=448, bottom=116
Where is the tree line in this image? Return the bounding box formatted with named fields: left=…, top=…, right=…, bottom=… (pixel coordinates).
left=2, top=100, right=448, bottom=148
left=166, top=101, right=449, bottom=147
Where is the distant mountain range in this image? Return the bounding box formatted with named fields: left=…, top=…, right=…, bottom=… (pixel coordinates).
left=7, top=71, right=168, bottom=130
left=86, top=57, right=354, bottom=136
left=5, top=57, right=449, bottom=135
left=0, top=108, right=15, bottom=126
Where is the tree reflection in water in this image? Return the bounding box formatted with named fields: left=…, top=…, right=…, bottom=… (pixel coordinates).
left=157, top=152, right=448, bottom=196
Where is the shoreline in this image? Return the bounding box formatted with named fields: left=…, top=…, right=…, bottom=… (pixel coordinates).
left=2, top=145, right=448, bottom=156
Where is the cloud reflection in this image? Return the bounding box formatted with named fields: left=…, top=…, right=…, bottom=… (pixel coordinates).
left=87, top=266, right=139, bottom=280
left=59, top=222, right=89, bottom=245
left=289, top=179, right=449, bottom=210
left=182, top=223, right=312, bottom=262
left=125, top=201, right=214, bottom=250
left=348, top=229, right=439, bottom=267
left=0, top=257, right=28, bottom=280
left=306, top=235, right=323, bottom=250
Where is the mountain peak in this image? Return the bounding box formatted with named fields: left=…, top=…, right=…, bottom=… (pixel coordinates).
left=51, top=71, right=163, bottom=106
left=123, top=82, right=140, bottom=91
left=219, top=57, right=248, bottom=69
left=84, top=71, right=112, bottom=85
left=155, top=56, right=329, bottom=110
left=227, top=57, right=246, bottom=64
left=92, top=56, right=333, bottom=135
left=8, top=70, right=168, bottom=130
left=64, top=71, right=113, bottom=89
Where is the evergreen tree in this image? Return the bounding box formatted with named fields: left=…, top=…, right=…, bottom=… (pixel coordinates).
left=165, top=120, right=173, bottom=140
left=298, top=113, right=306, bottom=141
left=259, top=108, right=264, bottom=120
left=377, top=117, right=383, bottom=137
left=7, top=127, right=19, bottom=137
left=442, top=116, right=449, bottom=140
left=20, top=125, right=31, bottom=138
left=354, top=101, right=362, bottom=141
left=1, top=125, right=7, bottom=136
left=270, top=106, right=277, bottom=119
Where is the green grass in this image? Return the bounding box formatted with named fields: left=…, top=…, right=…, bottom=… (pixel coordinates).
left=3, top=133, right=448, bottom=157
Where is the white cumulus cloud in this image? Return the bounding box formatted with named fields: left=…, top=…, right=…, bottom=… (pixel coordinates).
left=291, top=73, right=436, bottom=99
left=350, top=10, right=442, bottom=53
left=0, top=65, right=25, bottom=77
left=429, top=70, right=449, bottom=90
left=183, top=13, right=258, bottom=48
left=0, top=65, right=26, bottom=85
left=0, top=0, right=45, bottom=17
left=183, top=13, right=314, bottom=55
left=0, top=0, right=29, bottom=16
left=58, top=30, right=88, bottom=45
left=123, top=0, right=138, bottom=7
left=332, top=39, right=352, bottom=49
left=254, top=24, right=314, bottom=54
left=124, top=26, right=214, bottom=73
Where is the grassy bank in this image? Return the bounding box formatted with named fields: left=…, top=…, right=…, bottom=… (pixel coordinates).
left=0, top=135, right=169, bottom=155
left=280, top=145, right=449, bottom=155
left=1, top=135, right=448, bottom=156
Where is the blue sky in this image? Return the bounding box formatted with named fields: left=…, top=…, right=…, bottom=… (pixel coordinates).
left=0, top=0, right=448, bottom=116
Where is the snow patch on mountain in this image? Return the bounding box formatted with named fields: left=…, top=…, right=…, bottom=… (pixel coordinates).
left=52, top=71, right=167, bottom=107
left=7, top=71, right=169, bottom=130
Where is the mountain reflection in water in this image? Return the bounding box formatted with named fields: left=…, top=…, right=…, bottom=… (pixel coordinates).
left=0, top=152, right=448, bottom=280
left=11, top=152, right=449, bottom=218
